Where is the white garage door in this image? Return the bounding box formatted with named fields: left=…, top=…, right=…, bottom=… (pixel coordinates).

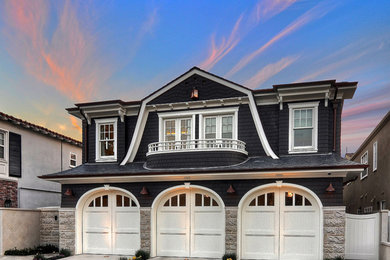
left=241, top=187, right=320, bottom=260
left=83, top=191, right=140, bottom=254
left=156, top=189, right=224, bottom=258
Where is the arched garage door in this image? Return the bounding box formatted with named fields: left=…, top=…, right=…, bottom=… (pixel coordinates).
left=156, top=188, right=225, bottom=258
left=241, top=187, right=321, bottom=260
left=82, top=191, right=140, bottom=254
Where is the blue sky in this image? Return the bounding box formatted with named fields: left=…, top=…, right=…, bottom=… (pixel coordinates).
left=0, top=0, right=389, bottom=154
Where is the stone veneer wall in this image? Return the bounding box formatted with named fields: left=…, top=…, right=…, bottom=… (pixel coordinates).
left=0, top=180, right=18, bottom=208
left=225, top=207, right=237, bottom=254
left=323, top=206, right=346, bottom=259
left=140, top=208, right=151, bottom=251
left=40, top=208, right=59, bottom=247
left=58, top=209, right=75, bottom=254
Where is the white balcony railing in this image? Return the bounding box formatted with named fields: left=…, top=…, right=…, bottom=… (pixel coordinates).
left=147, top=139, right=247, bottom=155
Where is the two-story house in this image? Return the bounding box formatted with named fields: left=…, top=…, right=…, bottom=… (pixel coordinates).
left=0, top=112, right=82, bottom=208
left=41, top=67, right=365, bottom=259
left=344, top=110, right=390, bottom=214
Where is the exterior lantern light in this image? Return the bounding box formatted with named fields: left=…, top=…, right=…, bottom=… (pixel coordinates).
left=64, top=188, right=74, bottom=196
left=227, top=184, right=236, bottom=194
left=140, top=186, right=149, bottom=195
left=4, top=199, right=11, bottom=208
left=191, top=87, right=199, bottom=100
left=326, top=183, right=335, bottom=193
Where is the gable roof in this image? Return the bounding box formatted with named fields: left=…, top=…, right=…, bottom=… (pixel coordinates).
left=120, top=67, right=279, bottom=164
left=0, top=111, right=82, bottom=147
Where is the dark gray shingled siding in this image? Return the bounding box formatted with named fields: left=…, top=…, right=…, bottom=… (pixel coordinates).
left=61, top=177, right=343, bottom=208
left=148, top=74, right=245, bottom=105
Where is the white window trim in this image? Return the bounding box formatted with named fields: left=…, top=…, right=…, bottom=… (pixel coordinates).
left=162, top=117, right=195, bottom=142
left=288, top=101, right=319, bottom=154
left=373, top=141, right=377, bottom=172
left=95, top=118, right=118, bottom=162
left=361, top=150, right=368, bottom=180
left=70, top=152, right=77, bottom=168
left=202, top=114, right=237, bottom=140
left=158, top=107, right=239, bottom=142
left=0, top=129, right=9, bottom=178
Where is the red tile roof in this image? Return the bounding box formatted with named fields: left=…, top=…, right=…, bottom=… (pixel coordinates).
left=0, top=111, right=82, bottom=147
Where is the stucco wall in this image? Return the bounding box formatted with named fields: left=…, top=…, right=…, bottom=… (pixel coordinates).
left=0, top=209, right=40, bottom=254
left=0, top=121, right=81, bottom=209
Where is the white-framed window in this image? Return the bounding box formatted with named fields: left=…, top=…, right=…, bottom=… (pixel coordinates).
left=363, top=206, right=373, bottom=214
left=373, top=141, right=377, bottom=172
left=0, top=130, right=5, bottom=161
left=288, top=102, right=319, bottom=153
left=163, top=117, right=193, bottom=142
left=95, top=118, right=118, bottom=162
left=203, top=114, right=234, bottom=140
left=70, top=152, right=77, bottom=168
left=361, top=150, right=368, bottom=180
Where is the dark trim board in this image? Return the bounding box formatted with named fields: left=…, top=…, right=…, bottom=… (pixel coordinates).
left=61, top=177, right=343, bottom=207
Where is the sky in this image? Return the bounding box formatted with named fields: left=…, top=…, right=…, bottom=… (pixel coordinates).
left=0, top=0, right=389, bottom=155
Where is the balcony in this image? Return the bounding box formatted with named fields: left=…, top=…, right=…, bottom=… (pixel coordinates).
left=146, top=139, right=248, bottom=169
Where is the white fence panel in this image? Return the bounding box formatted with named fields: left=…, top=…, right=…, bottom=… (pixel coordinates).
left=345, top=213, right=380, bottom=260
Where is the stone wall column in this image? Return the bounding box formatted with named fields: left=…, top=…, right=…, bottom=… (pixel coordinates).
left=225, top=207, right=238, bottom=254
left=140, top=207, right=151, bottom=252
left=40, top=208, right=60, bottom=247
left=323, top=206, right=345, bottom=259
left=58, top=208, right=76, bottom=254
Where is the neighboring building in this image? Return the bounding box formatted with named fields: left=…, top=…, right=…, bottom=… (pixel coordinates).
left=0, top=112, right=82, bottom=208
left=345, top=152, right=354, bottom=160
left=344, top=110, right=390, bottom=214
left=41, top=67, right=364, bottom=259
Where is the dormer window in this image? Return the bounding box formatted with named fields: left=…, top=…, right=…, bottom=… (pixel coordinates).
left=288, top=102, right=319, bottom=153
left=95, top=118, right=117, bottom=162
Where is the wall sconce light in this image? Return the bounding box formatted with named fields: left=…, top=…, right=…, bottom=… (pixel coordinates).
left=326, top=183, right=335, bottom=193
left=227, top=184, right=236, bottom=194
left=4, top=199, right=12, bottom=208
left=64, top=188, right=74, bottom=196
left=191, top=87, right=199, bottom=100
left=140, top=186, right=149, bottom=195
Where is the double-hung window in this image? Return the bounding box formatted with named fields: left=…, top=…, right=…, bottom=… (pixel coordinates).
left=373, top=141, right=377, bottom=172
left=288, top=102, right=319, bottom=153
left=70, top=152, right=77, bottom=168
left=95, top=118, right=117, bottom=161
left=0, top=131, right=5, bottom=160
left=361, top=151, right=368, bottom=179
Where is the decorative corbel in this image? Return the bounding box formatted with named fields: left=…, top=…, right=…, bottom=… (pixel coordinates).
left=238, top=97, right=242, bottom=104
left=325, top=92, right=329, bottom=107
left=169, top=104, right=173, bottom=110
left=118, top=108, right=126, bottom=123
left=278, top=96, right=283, bottom=110
left=202, top=101, right=207, bottom=107
left=220, top=99, right=224, bottom=106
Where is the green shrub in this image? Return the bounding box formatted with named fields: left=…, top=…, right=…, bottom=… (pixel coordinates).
left=4, top=247, right=35, bottom=255
left=325, top=257, right=344, bottom=260
left=135, top=249, right=150, bottom=260
left=222, top=253, right=237, bottom=260
left=59, top=249, right=71, bottom=257
left=119, top=257, right=128, bottom=260
left=37, top=244, right=59, bottom=254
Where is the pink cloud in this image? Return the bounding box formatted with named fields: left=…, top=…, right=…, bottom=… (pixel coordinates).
left=244, top=55, right=300, bottom=89
left=69, top=116, right=82, bottom=133
left=200, top=0, right=296, bottom=71
left=225, top=1, right=337, bottom=78
left=199, top=15, right=243, bottom=71
left=253, top=0, right=297, bottom=23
